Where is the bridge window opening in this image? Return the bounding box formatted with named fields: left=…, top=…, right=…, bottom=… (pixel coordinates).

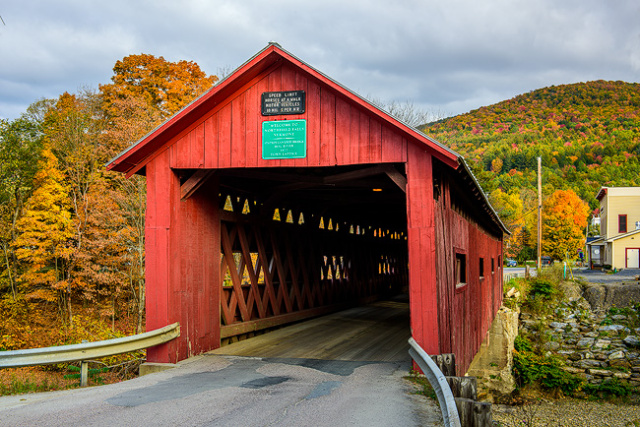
left=242, top=199, right=251, bottom=214
left=224, top=195, right=234, bottom=211
left=479, top=257, right=485, bottom=279
left=456, top=252, right=467, bottom=289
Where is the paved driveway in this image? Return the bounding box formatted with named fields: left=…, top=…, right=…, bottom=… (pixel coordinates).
left=575, top=268, right=640, bottom=284
left=0, top=302, right=442, bottom=426
left=0, top=354, right=441, bottom=427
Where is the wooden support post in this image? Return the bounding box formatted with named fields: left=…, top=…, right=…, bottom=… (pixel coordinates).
left=454, top=398, right=492, bottom=427
left=80, top=360, right=88, bottom=387
left=446, top=376, right=477, bottom=401
left=431, top=353, right=456, bottom=376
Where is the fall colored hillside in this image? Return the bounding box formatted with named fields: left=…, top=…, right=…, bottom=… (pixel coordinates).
left=423, top=80, right=640, bottom=208
left=422, top=80, right=640, bottom=261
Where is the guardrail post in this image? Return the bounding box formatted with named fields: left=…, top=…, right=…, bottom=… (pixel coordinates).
left=80, top=361, right=88, bottom=387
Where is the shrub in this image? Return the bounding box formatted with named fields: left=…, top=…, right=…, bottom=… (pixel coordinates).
left=584, top=378, right=633, bottom=398
left=512, top=349, right=584, bottom=396
left=529, top=279, right=555, bottom=299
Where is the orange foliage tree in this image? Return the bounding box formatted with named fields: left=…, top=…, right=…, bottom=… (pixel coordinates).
left=542, top=189, right=590, bottom=260
left=100, top=53, right=218, bottom=123
left=2, top=54, right=219, bottom=342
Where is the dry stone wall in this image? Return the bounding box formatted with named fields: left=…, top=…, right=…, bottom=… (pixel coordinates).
left=520, top=296, right=640, bottom=389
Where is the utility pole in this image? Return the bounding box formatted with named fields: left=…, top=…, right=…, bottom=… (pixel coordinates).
left=537, top=157, right=542, bottom=271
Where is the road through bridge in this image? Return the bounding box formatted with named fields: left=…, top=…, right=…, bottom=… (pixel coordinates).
left=0, top=301, right=443, bottom=426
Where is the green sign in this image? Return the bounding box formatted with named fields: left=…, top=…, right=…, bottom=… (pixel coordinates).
left=262, top=120, right=307, bottom=159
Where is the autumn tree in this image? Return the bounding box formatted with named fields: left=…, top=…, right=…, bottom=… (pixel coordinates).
left=489, top=188, right=524, bottom=258
left=13, top=148, right=75, bottom=322
left=43, top=92, right=106, bottom=307
left=541, top=189, right=590, bottom=260
left=98, top=54, right=217, bottom=332
left=0, top=113, right=45, bottom=300
left=100, top=53, right=218, bottom=123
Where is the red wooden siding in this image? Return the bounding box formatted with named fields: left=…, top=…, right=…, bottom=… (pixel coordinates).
left=146, top=150, right=221, bottom=363
left=406, top=143, right=440, bottom=355
left=434, top=168, right=504, bottom=374
left=119, top=44, right=507, bottom=368
left=166, top=63, right=408, bottom=170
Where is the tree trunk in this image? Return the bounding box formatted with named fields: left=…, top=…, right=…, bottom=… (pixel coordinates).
left=1, top=241, right=16, bottom=301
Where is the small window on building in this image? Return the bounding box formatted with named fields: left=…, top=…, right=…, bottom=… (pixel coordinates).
left=455, top=252, right=467, bottom=288
left=479, top=257, right=485, bottom=279
left=619, top=214, right=627, bottom=233
left=491, top=257, right=495, bottom=274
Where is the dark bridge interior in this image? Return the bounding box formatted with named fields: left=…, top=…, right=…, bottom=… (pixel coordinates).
left=188, top=164, right=410, bottom=351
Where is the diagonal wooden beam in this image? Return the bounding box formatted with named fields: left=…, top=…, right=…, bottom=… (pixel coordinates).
left=384, top=166, right=407, bottom=193
left=181, top=170, right=215, bottom=201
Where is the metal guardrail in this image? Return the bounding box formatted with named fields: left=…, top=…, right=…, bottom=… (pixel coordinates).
left=408, top=338, right=461, bottom=427
left=0, top=322, right=180, bottom=386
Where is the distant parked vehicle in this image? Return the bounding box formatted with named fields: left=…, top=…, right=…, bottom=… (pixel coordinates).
left=541, top=256, right=552, bottom=267
left=506, top=258, right=517, bottom=267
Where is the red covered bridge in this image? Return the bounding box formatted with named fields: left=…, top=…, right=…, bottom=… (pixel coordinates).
left=107, top=43, right=508, bottom=374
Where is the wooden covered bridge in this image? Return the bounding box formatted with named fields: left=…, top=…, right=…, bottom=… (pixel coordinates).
left=107, top=43, right=508, bottom=375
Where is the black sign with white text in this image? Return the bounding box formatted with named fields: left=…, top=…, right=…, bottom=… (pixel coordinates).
left=261, top=91, right=305, bottom=115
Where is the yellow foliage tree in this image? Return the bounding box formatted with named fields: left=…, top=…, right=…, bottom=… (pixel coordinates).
left=13, top=148, right=75, bottom=321
left=489, top=188, right=524, bottom=258
left=542, top=189, right=589, bottom=260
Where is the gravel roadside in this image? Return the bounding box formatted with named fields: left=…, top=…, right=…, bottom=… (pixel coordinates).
left=492, top=269, right=640, bottom=427
left=493, top=398, right=640, bottom=427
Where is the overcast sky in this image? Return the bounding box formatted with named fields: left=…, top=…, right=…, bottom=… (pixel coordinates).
left=1, top=0, right=639, bottom=121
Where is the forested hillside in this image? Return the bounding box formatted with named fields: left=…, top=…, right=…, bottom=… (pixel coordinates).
left=423, top=81, right=640, bottom=261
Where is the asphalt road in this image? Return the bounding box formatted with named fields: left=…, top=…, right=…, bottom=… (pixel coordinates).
left=0, top=354, right=442, bottom=427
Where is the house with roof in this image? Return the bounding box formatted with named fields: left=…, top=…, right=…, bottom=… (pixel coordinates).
left=587, top=187, right=640, bottom=269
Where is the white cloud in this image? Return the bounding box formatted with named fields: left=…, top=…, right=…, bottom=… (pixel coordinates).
left=0, top=0, right=638, bottom=120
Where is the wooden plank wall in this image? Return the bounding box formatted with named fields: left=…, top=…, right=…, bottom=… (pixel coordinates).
left=405, top=144, right=440, bottom=355
left=434, top=171, right=504, bottom=375
left=146, top=150, right=221, bottom=363
left=164, top=63, right=408, bottom=169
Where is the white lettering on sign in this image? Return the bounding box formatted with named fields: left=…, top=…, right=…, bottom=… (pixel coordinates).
left=261, top=91, right=305, bottom=116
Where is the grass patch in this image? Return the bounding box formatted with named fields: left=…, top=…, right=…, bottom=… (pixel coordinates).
left=0, top=375, right=73, bottom=396
left=405, top=370, right=437, bottom=401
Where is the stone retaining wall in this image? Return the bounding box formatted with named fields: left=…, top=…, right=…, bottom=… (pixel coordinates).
left=520, top=296, right=640, bottom=389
